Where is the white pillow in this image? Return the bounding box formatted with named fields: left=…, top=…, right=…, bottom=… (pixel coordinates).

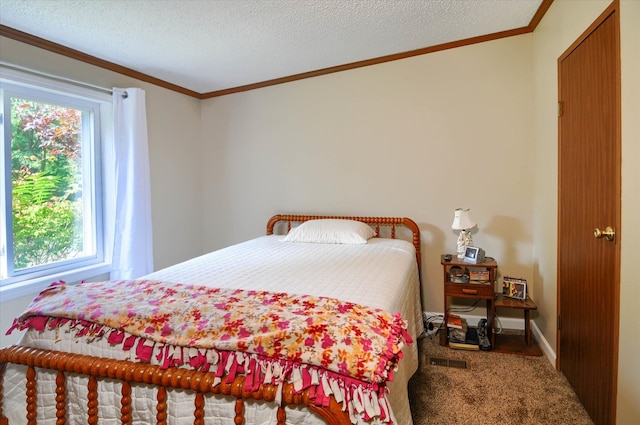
left=282, top=219, right=375, bottom=244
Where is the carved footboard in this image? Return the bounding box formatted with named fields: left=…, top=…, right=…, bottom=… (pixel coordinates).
left=0, top=345, right=350, bottom=425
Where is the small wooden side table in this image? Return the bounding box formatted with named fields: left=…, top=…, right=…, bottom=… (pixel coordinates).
left=440, top=255, right=498, bottom=348
left=493, top=294, right=542, bottom=356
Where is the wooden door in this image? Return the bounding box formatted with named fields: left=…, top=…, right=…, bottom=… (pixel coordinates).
left=557, top=4, right=620, bottom=425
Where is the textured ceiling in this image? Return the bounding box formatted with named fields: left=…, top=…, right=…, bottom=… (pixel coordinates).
left=0, top=0, right=544, bottom=94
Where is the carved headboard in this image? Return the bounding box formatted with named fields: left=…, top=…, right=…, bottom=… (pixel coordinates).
left=266, top=214, right=421, bottom=276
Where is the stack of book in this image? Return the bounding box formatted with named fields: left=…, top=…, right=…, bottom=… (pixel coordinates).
left=447, top=313, right=480, bottom=350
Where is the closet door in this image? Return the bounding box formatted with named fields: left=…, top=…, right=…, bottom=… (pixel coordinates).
left=557, top=5, right=620, bottom=425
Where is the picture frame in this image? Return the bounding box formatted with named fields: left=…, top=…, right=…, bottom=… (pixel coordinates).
left=463, top=246, right=485, bottom=264
left=502, top=276, right=527, bottom=300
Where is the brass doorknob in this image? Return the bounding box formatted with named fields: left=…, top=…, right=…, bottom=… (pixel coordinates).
left=594, top=226, right=615, bottom=241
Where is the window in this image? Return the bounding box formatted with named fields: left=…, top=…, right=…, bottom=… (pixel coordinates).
left=1, top=72, right=112, bottom=298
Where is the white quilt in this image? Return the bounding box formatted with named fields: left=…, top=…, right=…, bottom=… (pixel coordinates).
left=4, top=236, right=423, bottom=425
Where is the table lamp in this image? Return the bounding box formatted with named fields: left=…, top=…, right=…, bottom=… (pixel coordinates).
left=451, top=208, right=476, bottom=258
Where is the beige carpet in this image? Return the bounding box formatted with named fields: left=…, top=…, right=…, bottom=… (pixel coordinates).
left=408, top=331, right=594, bottom=425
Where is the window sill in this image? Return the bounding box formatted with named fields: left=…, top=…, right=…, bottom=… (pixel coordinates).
left=0, top=263, right=111, bottom=302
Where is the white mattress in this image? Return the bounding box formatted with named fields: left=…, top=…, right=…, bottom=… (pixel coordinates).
left=4, top=236, right=423, bottom=425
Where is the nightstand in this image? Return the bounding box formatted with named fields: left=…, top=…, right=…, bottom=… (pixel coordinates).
left=440, top=255, right=497, bottom=348
left=493, top=294, right=542, bottom=356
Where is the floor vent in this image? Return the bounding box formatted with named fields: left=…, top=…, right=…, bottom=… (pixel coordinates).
left=428, top=356, right=468, bottom=369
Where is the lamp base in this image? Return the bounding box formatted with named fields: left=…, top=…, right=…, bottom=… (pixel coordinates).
left=456, top=230, right=473, bottom=258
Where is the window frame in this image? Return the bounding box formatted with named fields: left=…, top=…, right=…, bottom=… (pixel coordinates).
left=0, top=68, right=113, bottom=301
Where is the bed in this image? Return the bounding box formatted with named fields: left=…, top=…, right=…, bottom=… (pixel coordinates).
left=1, top=214, right=423, bottom=425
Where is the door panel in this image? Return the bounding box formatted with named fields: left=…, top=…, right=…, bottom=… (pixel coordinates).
left=557, top=6, right=620, bottom=425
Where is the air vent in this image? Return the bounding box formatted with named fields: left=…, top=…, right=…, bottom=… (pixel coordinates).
left=428, top=356, right=468, bottom=369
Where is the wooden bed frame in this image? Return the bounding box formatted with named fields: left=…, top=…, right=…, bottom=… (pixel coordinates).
left=0, top=214, right=421, bottom=425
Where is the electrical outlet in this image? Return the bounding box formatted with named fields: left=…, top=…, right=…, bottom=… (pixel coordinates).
left=422, top=312, right=444, bottom=336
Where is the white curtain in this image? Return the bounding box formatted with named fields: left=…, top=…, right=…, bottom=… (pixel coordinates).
left=109, top=88, right=153, bottom=279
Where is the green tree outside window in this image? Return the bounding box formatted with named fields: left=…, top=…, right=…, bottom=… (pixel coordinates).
left=10, top=98, right=84, bottom=269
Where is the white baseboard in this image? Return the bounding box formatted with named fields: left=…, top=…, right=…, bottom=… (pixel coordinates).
left=531, top=320, right=556, bottom=366
left=424, top=311, right=557, bottom=366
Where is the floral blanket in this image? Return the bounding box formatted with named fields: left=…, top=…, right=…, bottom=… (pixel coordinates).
left=8, top=279, right=412, bottom=424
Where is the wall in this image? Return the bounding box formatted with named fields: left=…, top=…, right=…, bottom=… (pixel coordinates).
left=532, top=0, right=640, bottom=423
left=0, top=37, right=204, bottom=346
left=618, top=1, right=640, bottom=421
left=531, top=0, right=611, bottom=358
left=201, top=35, right=535, bottom=319
left=0, top=32, right=536, bottom=346
left=2, top=3, right=637, bottom=422
left=202, top=3, right=639, bottom=419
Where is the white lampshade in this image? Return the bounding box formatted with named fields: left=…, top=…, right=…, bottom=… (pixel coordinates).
left=451, top=208, right=477, bottom=230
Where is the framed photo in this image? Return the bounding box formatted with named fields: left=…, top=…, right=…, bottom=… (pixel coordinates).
left=502, top=277, right=527, bottom=300
left=463, top=246, right=485, bottom=264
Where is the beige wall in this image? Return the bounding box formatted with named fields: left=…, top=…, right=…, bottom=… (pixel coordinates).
left=202, top=2, right=639, bottom=420
left=0, top=40, right=205, bottom=272
left=531, top=0, right=611, bottom=359
left=1, top=1, right=638, bottom=421
left=0, top=37, right=204, bottom=346
left=201, top=35, right=535, bottom=319
left=532, top=0, right=640, bottom=423
left=617, top=1, right=639, bottom=422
